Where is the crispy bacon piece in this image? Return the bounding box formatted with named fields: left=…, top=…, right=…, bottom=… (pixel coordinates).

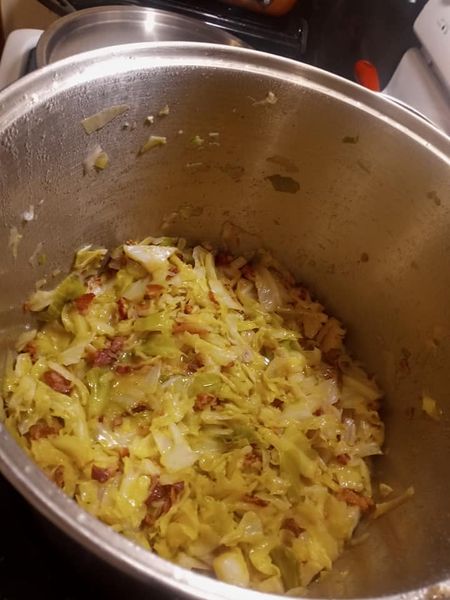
left=271, top=398, right=283, bottom=409
left=145, top=284, right=164, bottom=298
left=336, top=453, right=350, bottom=465
left=110, top=337, right=124, bottom=354
left=91, top=465, right=116, bottom=483
left=185, top=355, right=203, bottom=374
left=282, top=518, right=305, bottom=537
left=208, top=291, right=219, bottom=305
left=117, top=297, right=128, bottom=320
left=172, top=322, right=208, bottom=335
left=194, top=393, right=218, bottom=411
left=90, top=350, right=112, bottom=367
left=166, top=265, right=179, bottom=279
left=118, top=447, right=130, bottom=458
left=115, top=364, right=132, bottom=375
left=74, top=293, right=95, bottom=314
left=143, top=478, right=185, bottom=526
left=242, top=494, right=268, bottom=507
left=23, top=341, right=38, bottom=363
left=131, top=403, right=148, bottom=414
left=53, top=465, right=65, bottom=489
left=28, top=417, right=63, bottom=441
left=337, top=489, right=374, bottom=512
left=89, top=336, right=125, bottom=367
left=42, top=370, right=72, bottom=394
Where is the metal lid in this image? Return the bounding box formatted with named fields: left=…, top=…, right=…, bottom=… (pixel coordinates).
left=35, top=5, right=247, bottom=67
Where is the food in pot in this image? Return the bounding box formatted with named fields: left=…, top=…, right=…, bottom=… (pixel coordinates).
left=1, top=237, right=384, bottom=593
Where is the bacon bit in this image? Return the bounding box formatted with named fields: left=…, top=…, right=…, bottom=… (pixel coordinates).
left=42, top=370, right=72, bottom=394
left=131, top=403, right=148, bottom=414
left=242, top=494, right=268, bottom=507
left=143, top=478, right=185, bottom=525
left=118, top=447, right=130, bottom=458
left=337, top=453, right=351, bottom=465
left=74, top=293, right=95, bottom=314
left=208, top=290, right=219, bottom=305
left=145, top=284, right=164, bottom=298
left=23, top=341, right=38, bottom=363
left=146, top=481, right=166, bottom=504
left=194, top=393, right=218, bottom=411
left=111, top=415, right=123, bottom=429
left=115, top=364, right=133, bottom=375
left=282, top=518, right=304, bottom=537
left=117, top=297, right=128, bottom=320
left=337, top=489, right=374, bottom=512
left=28, top=417, right=63, bottom=441
left=91, top=350, right=113, bottom=367
left=141, top=513, right=156, bottom=528
left=271, top=398, right=283, bottom=409
left=110, top=337, right=125, bottom=353
left=166, top=265, right=179, bottom=279
left=241, top=264, right=255, bottom=280
left=53, top=465, right=65, bottom=489
left=172, top=321, right=208, bottom=335
left=313, top=408, right=324, bottom=416
left=91, top=464, right=116, bottom=483
left=185, top=355, right=203, bottom=374
left=184, top=303, right=193, bottom=314
left=215, top=252, right=233, bottom=266
left=89, top=336, right=125, bottom=367
left=243, top=445, right=262, bottom=470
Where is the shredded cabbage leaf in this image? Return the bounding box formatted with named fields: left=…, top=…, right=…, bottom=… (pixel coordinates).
left=2, top=239, right=385, bottom=593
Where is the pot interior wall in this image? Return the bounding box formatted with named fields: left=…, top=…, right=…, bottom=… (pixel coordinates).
left=0, top=45, right=449, bottom=598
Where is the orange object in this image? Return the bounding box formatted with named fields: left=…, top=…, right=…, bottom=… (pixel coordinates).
left=219, top=0, right=298, bottom=16
left=354, top=59, right=381, bottom=92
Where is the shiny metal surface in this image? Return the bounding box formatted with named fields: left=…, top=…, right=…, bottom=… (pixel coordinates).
left=35, top=6, right=247, bottom=67
left=0, top=43, right=449, bottom=600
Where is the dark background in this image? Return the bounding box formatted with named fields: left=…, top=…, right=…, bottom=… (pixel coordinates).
left=0, top=0, right=427, bottom=597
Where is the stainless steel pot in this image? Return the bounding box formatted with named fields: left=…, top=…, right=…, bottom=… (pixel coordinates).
left=0, top=43, right=449, bottom=600
left=35, top=6, right=248, bottom=68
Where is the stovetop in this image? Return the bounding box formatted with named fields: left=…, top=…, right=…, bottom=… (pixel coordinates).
left=0, top=1, right=428, bottom=598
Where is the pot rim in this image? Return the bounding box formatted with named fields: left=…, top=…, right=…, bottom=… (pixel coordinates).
left=0, top=42, right=448, bottom=600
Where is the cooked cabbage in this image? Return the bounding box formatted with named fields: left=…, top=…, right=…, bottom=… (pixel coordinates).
left=1, top=238, right=385, bottom=593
